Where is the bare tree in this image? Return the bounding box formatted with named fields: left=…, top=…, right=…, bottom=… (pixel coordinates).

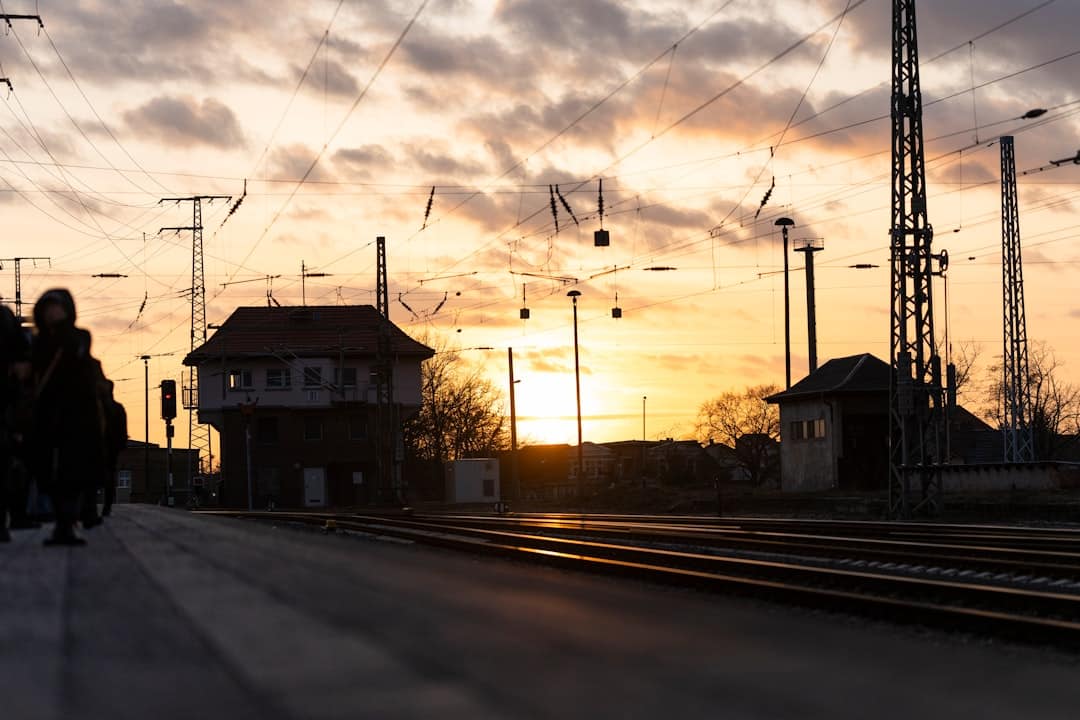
left=694, top=384, right=781, bottom=486
left=980, top=342, right=1080, bottom=460
left=403, top=339, right=508, bottom=463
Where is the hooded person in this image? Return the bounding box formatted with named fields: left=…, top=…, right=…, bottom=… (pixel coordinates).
left=31, top=289, right=105, bottom=546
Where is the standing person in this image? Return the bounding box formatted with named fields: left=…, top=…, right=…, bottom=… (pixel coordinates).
left=99, top=377, right=127, bottom=517
left=31, top=289, right=104, bottom=546
left=1, top=305, right=31, bottom=542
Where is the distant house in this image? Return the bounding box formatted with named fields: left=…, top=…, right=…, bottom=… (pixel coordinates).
left=183, top=305, right=433, bottom=508
left=646, top=439, right=723, bottom=486
left=514, top=442, right=615, bottom=500
left=702, top=440, right=745, bottom=485
left=766, top=354, right=891, bottom=492
left=114, top=440, right=200, bottom=506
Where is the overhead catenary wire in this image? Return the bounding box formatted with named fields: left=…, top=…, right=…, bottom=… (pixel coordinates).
left=227, top=0, right=430, bottom=285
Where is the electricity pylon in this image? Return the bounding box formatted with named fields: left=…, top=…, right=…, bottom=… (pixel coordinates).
left=1000, top=136, right=1034, bottom=463
left=888, top=0, right=947, bottom=518
left=160, top=194, right=230, bottom=486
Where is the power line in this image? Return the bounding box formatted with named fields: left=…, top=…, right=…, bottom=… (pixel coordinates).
left=227, top=0, right=430, bottom=283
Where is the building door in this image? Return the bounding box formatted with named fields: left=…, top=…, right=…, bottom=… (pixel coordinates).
left=303, top=467, right=326, bottom=507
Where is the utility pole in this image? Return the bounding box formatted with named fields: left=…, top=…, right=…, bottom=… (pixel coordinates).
left=508, top=348, right=520, bottom=503
left=142, top=356, right=150, bottom=497
left=888, top=0, right=947, bottom=518
left=794, top=238, right=824, bottom=373
left=374, top=236, right=397, bottom=504
left=301, top=260, right=331, bottom=306
left=1001, top=136, right=1035, bottom=463
left=160, top=194, right=230, bottom=491
left=0, top=257, right=50, bottom=323
left=774, top=218, right=794, bottom=389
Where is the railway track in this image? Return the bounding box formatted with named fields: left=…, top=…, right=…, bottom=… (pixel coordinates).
left=202, top=509, right=1080, bottom=648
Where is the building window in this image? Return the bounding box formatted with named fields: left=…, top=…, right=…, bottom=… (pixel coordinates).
left=790, top=418, right=826, bottom=441
left=266, top=368, right=292, bottom=389
left=227, top=369, right=253, bottom=390
left=348, top=414, right=366, bottom=440
left=303, top=416, right=322, bottom=441
left=117, top=469, right=132, bottom=489
left=257, top=417, right=279, bottom=445
left=333, top=367, right=358, bottom=388
left=303, top=366, right=322, bottom=387
left=790, top=421, right=806, bottom=441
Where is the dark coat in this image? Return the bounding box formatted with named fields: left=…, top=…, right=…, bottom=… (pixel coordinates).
left=31, top=292, right=104, bottom=492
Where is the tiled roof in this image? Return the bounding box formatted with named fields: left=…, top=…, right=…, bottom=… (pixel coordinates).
left=183, top=305, right=434, bottom=365
left=766, top=353, right=890, bottom=402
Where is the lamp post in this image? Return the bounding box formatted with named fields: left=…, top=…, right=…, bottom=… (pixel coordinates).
left=774, top=218, right=795, bottom=389
left=568, top=290, right=583, bottom=501
left=141, top=355, right=150, bottom=495
left=508, top=347, right=520, bottom=503
left=641, top=395, right=647, bottom=490
left=642, top=395, right=647, bottom=441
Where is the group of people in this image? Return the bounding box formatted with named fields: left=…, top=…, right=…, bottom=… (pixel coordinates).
left=1, top=289, right=127, bottom=546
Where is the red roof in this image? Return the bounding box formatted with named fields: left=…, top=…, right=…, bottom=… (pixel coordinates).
left=183, top=305, right=433, bottom=365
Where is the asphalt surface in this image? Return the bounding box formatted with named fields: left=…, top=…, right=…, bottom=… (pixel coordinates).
left=2, top=505, right=1079, bottom=719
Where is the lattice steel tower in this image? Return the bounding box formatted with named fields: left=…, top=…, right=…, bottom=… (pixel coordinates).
left=1000, top=136, right=1034, bottom=463
left=888, top=0, right=946, bottom=518
left=374, top=236, right=398, bottom=503
left=161, top=194, right=230, bottom=482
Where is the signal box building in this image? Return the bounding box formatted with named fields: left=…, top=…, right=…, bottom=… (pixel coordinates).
left=183, top=305, right=433, bottom=508
left=766, top=354, right=891, bottom=492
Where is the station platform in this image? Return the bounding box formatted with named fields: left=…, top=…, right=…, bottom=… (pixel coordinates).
left=2, top=505, right=1078, bottom=719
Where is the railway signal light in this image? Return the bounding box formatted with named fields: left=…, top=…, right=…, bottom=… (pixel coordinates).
left=161, top=379, right=177, bottom=420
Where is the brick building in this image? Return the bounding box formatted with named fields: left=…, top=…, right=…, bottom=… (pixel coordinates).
left=183, top=305, right=432, bottom=508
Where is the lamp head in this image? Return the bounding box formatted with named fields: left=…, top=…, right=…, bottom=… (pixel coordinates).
left=774, top=217, right=795, bottom=227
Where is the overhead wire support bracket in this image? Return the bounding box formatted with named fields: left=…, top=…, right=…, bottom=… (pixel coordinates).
left=1, top=14, right=44, bottom=30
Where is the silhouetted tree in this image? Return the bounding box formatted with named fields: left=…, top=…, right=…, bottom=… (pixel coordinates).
left=694, top=384, right=780, bottom=487
left=403, top=339, right=508, bottom=463
left=980, top=342, right=1080, bottom=460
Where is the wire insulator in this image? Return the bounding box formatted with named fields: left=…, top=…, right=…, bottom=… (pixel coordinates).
left=597, top=178, right=604, bottom=229
left=422, top=186, right=435, bottom=229
left=549, top=185, right=559, bottom=235
left=555, top=184, right=579, bottom=226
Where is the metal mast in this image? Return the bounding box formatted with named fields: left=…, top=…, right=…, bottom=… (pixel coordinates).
left=1000, top=136, right=1034, bottom=463
left=0, top=256, right=50, bottom=322
left=374, top=236, right=397, bottom=504
left=889, top=0, right=945, bottom=518
left=161, top=194, right=230, bottom=485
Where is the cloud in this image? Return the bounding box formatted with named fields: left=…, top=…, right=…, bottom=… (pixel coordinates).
left=265, top=143, right=336, bottom=182
left=292, top=59, right=361, bottom=99
left=333, top=145, right=396, bottom=180
left=123, top=95, right=245, bottom=150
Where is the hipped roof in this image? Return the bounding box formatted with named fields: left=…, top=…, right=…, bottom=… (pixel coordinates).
left=766, top=353, right=890, bottom=403
left=183, top=305, right=433, bottom=365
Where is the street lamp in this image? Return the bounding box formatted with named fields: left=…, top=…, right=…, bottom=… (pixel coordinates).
left=642, top=395, right=647, bottom=441
left=141, top=355, right=150, bottom=496
left=568, top=289, right=583, bottom=501
left=774, top=218, right=794, bottom=389
left=508, top=348, right=521, bottom=504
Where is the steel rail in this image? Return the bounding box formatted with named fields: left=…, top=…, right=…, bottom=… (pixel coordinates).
left=405, top=513, right=1080, bottom=578
left=204, top=510, right=1080, bottom=648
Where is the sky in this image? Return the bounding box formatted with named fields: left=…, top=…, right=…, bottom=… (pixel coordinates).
left=1, top=0, right=1079, bottom=452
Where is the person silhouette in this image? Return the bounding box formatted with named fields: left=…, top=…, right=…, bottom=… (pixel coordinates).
left=30, top=289, right=105, bottom=546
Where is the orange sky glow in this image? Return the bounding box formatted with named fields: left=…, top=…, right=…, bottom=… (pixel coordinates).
left=1, top=0, right=1078, bottom=450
